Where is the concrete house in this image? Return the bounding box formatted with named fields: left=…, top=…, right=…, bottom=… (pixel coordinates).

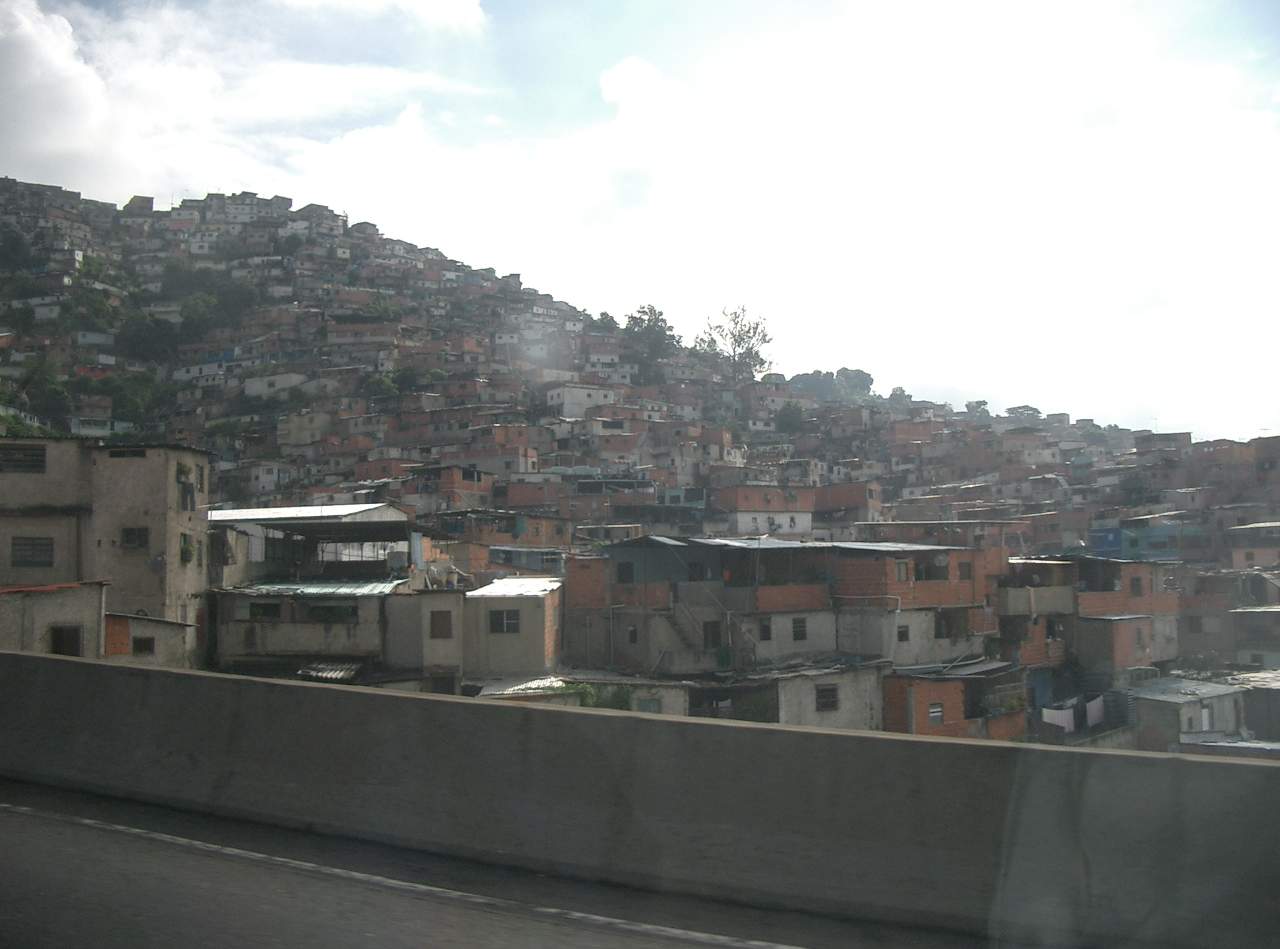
left=0, top=580, right=108, bottom=659
left=463, top=577, right=563, bottom=682
left=1131, top=677, right=1247, bottom=752
left=208, top=503, right=464, bottom=692
left=0, top=439, right=211, bottom=624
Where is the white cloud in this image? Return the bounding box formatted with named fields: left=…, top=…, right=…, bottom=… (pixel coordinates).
left=272, top=0, right=486, bottom=32
left=3, top=0, right=1278, bottom=439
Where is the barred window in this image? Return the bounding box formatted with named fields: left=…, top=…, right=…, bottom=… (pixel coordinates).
left=0, top=444, right=46, bottom=473
left=12, top=536, right=53, bottom=567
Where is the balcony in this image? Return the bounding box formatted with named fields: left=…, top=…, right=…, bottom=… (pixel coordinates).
left=997, top=585, right=1075, bottom=616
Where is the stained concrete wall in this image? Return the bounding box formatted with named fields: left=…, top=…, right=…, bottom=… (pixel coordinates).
left=0, top=651, right=1278, bottom=948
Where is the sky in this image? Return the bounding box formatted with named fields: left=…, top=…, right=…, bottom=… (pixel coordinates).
left=2, top=0, right=1278, bottom=441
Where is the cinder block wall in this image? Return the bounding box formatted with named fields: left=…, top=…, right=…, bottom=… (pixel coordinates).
left=0, top=651, right=1277, bottom=948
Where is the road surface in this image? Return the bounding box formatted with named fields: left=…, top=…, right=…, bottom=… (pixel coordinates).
left=0, top=779, right=981, bottom=948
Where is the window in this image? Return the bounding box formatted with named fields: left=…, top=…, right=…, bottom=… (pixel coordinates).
left=429, top=610, right=453, bottom=639
left=792, top=617, right=808, bottom=641
left=249, top=602, right=281, bottom=620
left=628, top=625, right=638, bottom=644
left=958, top=562, right=973, bottom=581
left=11, top=536, right=54, bottom=567
left=49, top=625, right=82, bottom=657
left=928, top=702, right=944, bottom=724
left=489, top=609, right=520, bottom=633
left=196, top=540, right=204, bottom=568
left=616, top=561, right=635, bottom=583
left=0, top=443, right=46, bottom=473
left=132, top=637, right=156, bottom=656
left=120, top=527, right=149, bottom=550
left=759, top=619, right=772, bottom=642
left=1130, top=576, right=1143, bottom=597
left=895, top=560, right=910, bottom=582
left=108, top=448, right=146, bottom=458
left=703, top=620, right=722, bottom=650
left=180, top=533, right=195, bottom=564
left=815, top=684, right=839, bottom=712
left=897, top=624, right=910, bottom=643
left=195, top=465, right=205, bottom=491
left=307, top=602, right=359, bottom=624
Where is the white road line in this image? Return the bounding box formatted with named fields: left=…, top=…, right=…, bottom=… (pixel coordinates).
left=0, top=802, right=806, bottom=949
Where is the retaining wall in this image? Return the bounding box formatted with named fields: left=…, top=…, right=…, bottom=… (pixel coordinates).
left=0, top=651, right=1277, bottom=947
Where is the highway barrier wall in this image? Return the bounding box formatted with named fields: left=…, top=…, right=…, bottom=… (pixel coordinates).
left=1, top=651, right=1277, bottom=947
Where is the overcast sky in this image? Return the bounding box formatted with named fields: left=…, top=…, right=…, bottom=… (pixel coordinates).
left=2, top=0, right=1277, bottom=440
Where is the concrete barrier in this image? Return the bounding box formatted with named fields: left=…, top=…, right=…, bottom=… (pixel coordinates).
left=0, top=650, right=1277, bottom=947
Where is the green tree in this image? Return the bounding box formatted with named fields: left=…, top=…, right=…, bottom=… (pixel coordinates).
left=836, top=367, right=873, bottom=395
left=392, top=367, right=419, bottom=392
left=966, top=400, right=991, bottom=418
left=775, top=401, right=805, bottom=434
left=596, top=311, right=619, bottom=330
left=695, top=306, right=772, bottom=384
left=19, top=362, right=71, bottom=426
left=621, top=304, right=680, bottom=385
left=359, top=373, right=398, bottom=399
left=118, top=316, right=182, bottom=363
left=0, top=226, right=35, bottom=271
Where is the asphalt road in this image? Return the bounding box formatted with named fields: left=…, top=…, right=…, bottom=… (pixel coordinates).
left=0, top=779, right=983, bottom=948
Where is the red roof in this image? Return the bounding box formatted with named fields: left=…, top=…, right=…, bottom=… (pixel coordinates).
left=0, top=580, right=109, bottom=595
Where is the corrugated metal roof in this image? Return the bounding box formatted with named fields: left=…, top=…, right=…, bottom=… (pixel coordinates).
left=231, top=580, right=408, bottom=597
left=1131, top=678, right=1244, bottom=703
left=1230, top=605, right=1280, bottom=614
left=208, top=503, right=393, bottom=522
left=468, top=577, right=563, bottom=597
left=829, top=542, right=962, bottom=553
left=1228, top=521, right=1280, bottom=530
left=935, top=659, right=1013, bottom=678
left=297, top=661, right=363, bottom=682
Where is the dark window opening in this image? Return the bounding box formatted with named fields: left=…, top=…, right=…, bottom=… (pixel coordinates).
left=249, top=602, right=281, bottom=620
left=307, top=603, right=359, bottom=624
left=759, top=620, right=772, bottom=641
left=429, top=610, right=454, bottom=639
left=616, top=561, right=635, bottom=583
left=11, top=536, right=54, bottom=567
left=792, top=617, right=808, bottom=641
left=132, top=637, right=156, bottom=656
left=49, top=625, right=82, bottom=657
left=489, top=609, right=520, bottom=633
left=0, top=443, right=47, bottom=473
left=1130, top=576, right=1143, bottom=597
left=815, top=684, right=839, bottom=712
left=121, top=527, right=150, bottom=550
left=897, top=624, right=910, bottom=642
left=958, top=562, right=973, bottom=581
left=427, top=675, right=456, bottom=695
left=703, top=620, right=722, bottom=650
